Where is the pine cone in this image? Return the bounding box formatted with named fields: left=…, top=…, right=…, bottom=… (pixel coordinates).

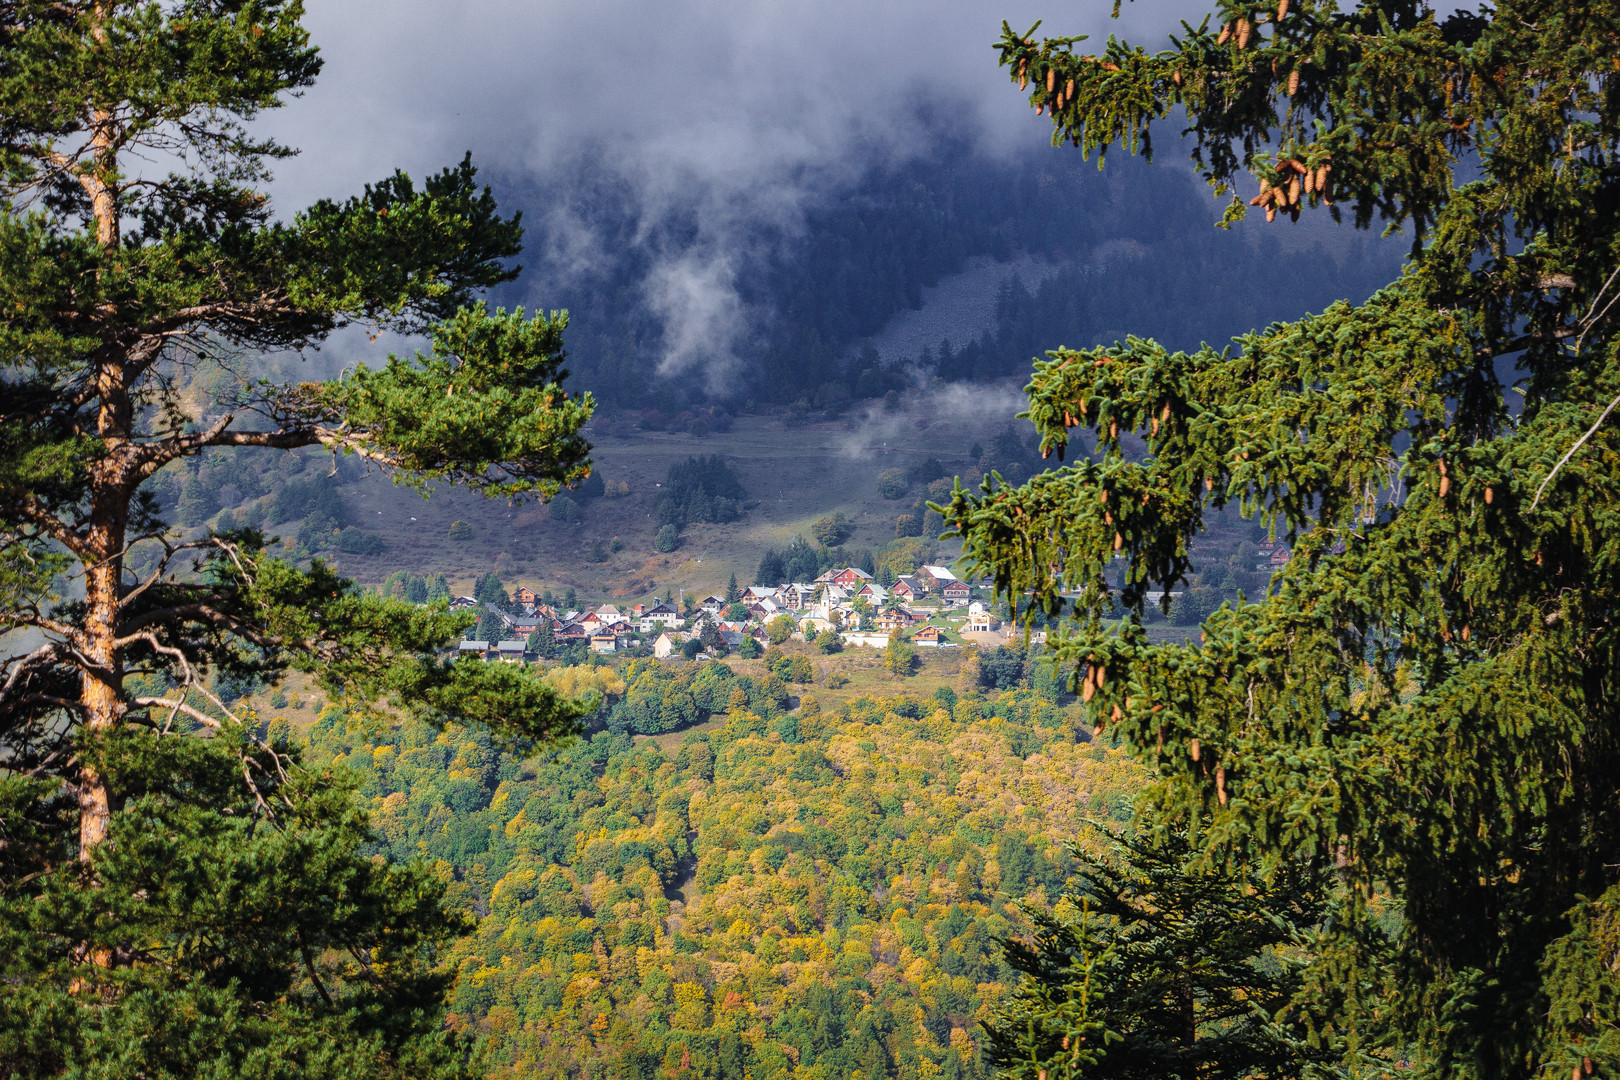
left=1237, top=18, right=1251, bottom=48
left=1288, top=69, right=1300, bottom=95
left=1217, top=22, right=1231, bottom=45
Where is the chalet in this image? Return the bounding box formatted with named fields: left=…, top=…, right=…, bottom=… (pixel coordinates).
left=826, top=567, right=873, bottom=589
left=941, top=580, right=972, bottom=605
left=638, top=603, right=680, bottom=633
left=493, top=639, right=529, bottom=662
left=449, top=595, right=479, bottom=610
left=513, top=586, right=538, bottom=606
left=653, top=632, right=680, bottom=659
left=1269, top=546, right=1292, bottom=569
left=892, top=576, right=921, bottom=600
left=555, top=621, right=589, bottom=643
left=782, top=584, right=817, bottom=610
left=743, top=586, right=778, bottom=603
left=700, top=595, right=727, bottom=615
left=874, top=608, right=915, bottom=631
left=589, top=632, right=619, bottom=654
left=457, top=639, right=490, bottom=658
left=920, top=565, right=959, bottom=590
left=512, top=617, right=545, bottom=636
left=966, top=608, right=998, bottom=633
left=855, top=583, right=887, bottom=603
left=718, top=629, right=746, bottom=650
left=911, top=625, right=946, bottom=647
left=595, top=604, right=626, bottom=626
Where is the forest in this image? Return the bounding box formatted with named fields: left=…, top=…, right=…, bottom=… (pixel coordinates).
left=301, top=659, right=1140, bottom=1079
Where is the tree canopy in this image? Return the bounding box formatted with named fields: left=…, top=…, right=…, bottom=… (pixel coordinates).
left=0, top=2, right=591, bottom=1074
left=947, top=1, right=1620, bottom=1077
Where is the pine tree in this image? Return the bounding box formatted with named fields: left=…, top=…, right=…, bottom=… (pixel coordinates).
left=0, top=3, right=590, bottom=1074
left=950, top=3, right=1620, bottom=1076
left=529, top=619, right=556, bottom=660
left=726, top=572, right=741, bottom=604
left=987, top=823, right=1335, bottom=1080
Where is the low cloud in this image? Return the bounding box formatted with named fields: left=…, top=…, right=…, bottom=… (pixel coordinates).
left=837, top=379, right=1032, bottom=461
left=256, top=0, right=1210, bottom=386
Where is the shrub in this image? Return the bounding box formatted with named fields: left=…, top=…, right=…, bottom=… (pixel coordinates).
left=812, top=512, right=854, bottom=547
left=895, top=514, right=921, bottom=538
left=817, top=632, right=843, bottom=655
left=549, top=494, right=581, bottom=523
left=336, top=527, right=385, bottom=555
left=877, top=469, right=910, bottom=499
left=448, top=520, right=473, bottom=541
left=655, top=524, right=681, bottom=553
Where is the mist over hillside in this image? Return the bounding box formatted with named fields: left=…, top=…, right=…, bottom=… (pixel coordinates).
left=490, top=132, right=1404, bottom=417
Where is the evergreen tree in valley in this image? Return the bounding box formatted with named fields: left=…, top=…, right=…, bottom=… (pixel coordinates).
left=987, top=823, right=1336, bottom=1080
left=950, top=2, right=1620, bottom=1077
left=0, top=3, right=590, bottom=1075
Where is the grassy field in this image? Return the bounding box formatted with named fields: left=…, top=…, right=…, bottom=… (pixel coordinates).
left=313, top=407, right=1024, bottom=603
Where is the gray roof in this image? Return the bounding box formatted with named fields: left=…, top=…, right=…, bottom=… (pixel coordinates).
left=459, top=640, right=489, bottom=650
left=495, top=639, right=528, bottom=651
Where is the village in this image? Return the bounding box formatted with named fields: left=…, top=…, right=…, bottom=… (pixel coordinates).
left=452, top=563, right=1019, bottom=663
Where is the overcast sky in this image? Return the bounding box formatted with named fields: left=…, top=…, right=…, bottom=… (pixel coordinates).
left=255, top=0, right=1214, bottom=381
left=261, top=0, right=1206, bottom=208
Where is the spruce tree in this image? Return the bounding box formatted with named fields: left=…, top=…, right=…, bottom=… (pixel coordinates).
left=0, top=2, right=591, bottom=1074
left=948, top=2, right=1620, bottom=1076
left=726, top=571, right=741, bottom=604
left=986, top=823, right=1336, bottom=1080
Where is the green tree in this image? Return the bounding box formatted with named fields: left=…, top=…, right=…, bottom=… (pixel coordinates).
left=952, top=3, right=1620, bottom=1076
left=884, top=633, right=916, bottom=677
left=812, top=511, right=854, bottom=547
left=427, top=574, right=450, bottom=602
left=878, top=468, right=911, bottom=499
left=988, top=823, right=1335, bottom=1080
left=0, top=4, right=589, bottom=1074
left=755, top=548, right=786, bottom=587
left=655, top=523, right=681, bottom=553
left=767, top=615, right=796, bottom=645
left=528, top=620, right=556, bottom=660
left=726, top=572, right=741, bottom=604
left=448, top=519, right=474, bottom=542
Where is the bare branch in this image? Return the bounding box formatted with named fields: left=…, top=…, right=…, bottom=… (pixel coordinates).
left=1531, top=388, right=1620, bottom=509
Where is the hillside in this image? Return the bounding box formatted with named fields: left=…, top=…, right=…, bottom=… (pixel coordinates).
left=300, top=648, right=1144, bottom=1080
left=301, top=406, right=1021, bottom=601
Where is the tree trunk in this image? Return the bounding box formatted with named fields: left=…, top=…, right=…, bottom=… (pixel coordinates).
left=77, top=510, right=125, bottom=863
left=78, top=82, right=124, bottom=863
